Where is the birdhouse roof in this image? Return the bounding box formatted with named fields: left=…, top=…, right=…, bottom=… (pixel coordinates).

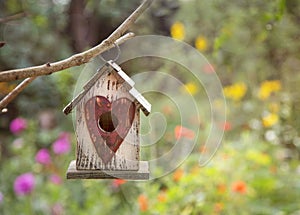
left=63, top=60, right=151, bottom=116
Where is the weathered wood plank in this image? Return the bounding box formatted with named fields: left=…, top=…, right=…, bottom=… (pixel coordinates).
left=66, top=160, right=149, bottom=180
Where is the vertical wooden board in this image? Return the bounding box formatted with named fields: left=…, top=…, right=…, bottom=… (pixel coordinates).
left=75, top=71, right=140, bottom=171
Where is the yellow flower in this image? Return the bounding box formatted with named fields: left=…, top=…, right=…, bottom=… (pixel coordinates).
left=262, top=113, right=279, bottom=127
left=170, top=22, right=185, bottom=40
left=195, top=36, right=208, bottom=51
left=0, top=82, right=16, bottom=95
left=246, top=150, right=271, bottom=166
left=223, top=82, right=247, bottom=101
left=268, top=102, right=280, bottom=113
left=181, top=82, right=198, bottom=95
left=258, top=80, right=281, bottom=100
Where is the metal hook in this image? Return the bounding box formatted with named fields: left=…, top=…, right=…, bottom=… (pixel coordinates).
left=99, top=42, right=121, bottom=62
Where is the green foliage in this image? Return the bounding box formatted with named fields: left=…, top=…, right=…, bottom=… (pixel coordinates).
left=1, top=0, right=300, bottom=214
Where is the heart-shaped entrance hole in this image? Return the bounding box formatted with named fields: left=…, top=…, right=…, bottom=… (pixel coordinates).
left=98, top=111, right=119, bottom=132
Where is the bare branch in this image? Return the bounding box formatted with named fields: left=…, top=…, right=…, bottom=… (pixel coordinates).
left=0, top=77, right=35, bottom=110
left=0, top=0, right=153, bottom=82
left=0, top=12, right=28, bottom=24
left=0, top=32, right=135, bottom=109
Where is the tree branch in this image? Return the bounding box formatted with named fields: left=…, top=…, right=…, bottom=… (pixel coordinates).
left=0, top=33, right=135, bottom=110
left=0, top=0, right=153, bottom=82
left=0, top=77, right=35, bottom=110
left=0, top=12, right=28, bottom=24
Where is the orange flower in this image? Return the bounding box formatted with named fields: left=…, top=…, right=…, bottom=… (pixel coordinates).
left=231, top=180, right=247, bottom=194
left=173, top=168, right=184, bottom=182
left=157, top=191, right=167, bottom=203
left=214, top=202, right=224, bottom=213
left=217, top=184, right=227, bottom=194
left=221, top=153, right=230, bottom=160
left=112, top=179, right=126, bottom=188
left=138, top=194, right=148, bottom=212
left=199, top=146, right=207, bottom=153
left=174, top=125, right=195, bottom=140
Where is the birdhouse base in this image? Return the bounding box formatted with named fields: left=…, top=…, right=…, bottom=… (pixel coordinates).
left=66, top=160, right=149, bottom=180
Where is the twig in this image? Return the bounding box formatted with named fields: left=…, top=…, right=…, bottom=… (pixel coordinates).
left=0, top=77, right=35, bottom=110
left=0, top=33, right=135, bottom=109
left=0, top=0, right=153, bottom=82
left=0, top=12, right=28, bottom=23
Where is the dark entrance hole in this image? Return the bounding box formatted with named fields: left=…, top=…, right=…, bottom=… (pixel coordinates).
left=98, top=112, right=119, bottom=132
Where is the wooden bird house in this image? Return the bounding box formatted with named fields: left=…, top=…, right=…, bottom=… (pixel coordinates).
left=63, top=60, right=151, bottom=180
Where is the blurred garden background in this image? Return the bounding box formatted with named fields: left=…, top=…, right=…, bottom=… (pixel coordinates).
left=1, top=0, right=300, bottom=214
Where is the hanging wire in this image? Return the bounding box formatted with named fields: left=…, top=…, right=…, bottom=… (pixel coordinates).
left=99, top=42, right=121, bottom=62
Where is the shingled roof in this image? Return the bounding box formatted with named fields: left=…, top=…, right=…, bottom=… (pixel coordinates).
left=63, top=60, right=151, bottom=116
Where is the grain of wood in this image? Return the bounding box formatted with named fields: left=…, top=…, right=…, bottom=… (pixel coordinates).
left=75, top=72, right=140, bottom=171
left=66, top=160, right=149, bottom=179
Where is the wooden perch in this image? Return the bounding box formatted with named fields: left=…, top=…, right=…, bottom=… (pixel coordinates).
left=0, top=0, right=153, bottom=110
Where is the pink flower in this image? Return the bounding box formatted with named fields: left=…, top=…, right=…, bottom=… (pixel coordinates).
left=14, top=173, right=35, bottom=196
left=49, top=174, right=62, bottom=185
left=35, top=149, right=51, bottom=165
left=52, top=132, right=71, bottom=155
left=9, top=118, right=27, bottom=134
left=0, top=192, right=3, bottom=204
left=51, top=203, right=64, bottom=215
left=203, top=63, right=215, bottom=74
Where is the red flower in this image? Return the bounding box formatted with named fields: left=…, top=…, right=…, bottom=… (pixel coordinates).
left=174, top=125, right=195, bottom=140
left=112, top=179, right=126, bottom=188
left=219, top=121, right=232, bottom=131
left=231, top=180, right=247, bottom=194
